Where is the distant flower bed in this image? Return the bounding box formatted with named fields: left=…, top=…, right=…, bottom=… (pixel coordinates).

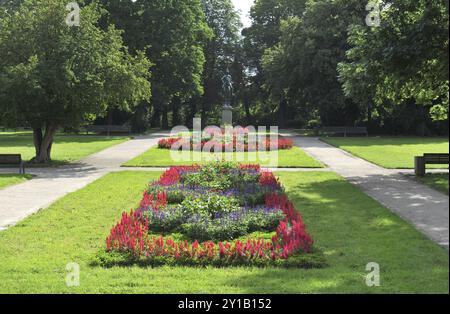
left=157, top=132, right=294, bottom=152
left=99, top=162, right=325, bottom=268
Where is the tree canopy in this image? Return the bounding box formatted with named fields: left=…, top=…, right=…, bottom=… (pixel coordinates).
left=0, top=0, right=151, bottom=162
left=339, top=0, right=449, bottom=122
left=96, top=0, right=212, bottom=129
left=0, top=0, right=448, bottom=148
left=243, top=0, right=448, bottom=133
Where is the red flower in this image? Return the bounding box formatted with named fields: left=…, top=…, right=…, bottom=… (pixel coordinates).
left=140, top=191, right=167, bottom=210
left=158, top=138, right=182, bottom=149
left=240, top=164, right=261, bottom=172
left=106, top=165, right=314, bottom=263
left=259, top=171, right=281, bottom=188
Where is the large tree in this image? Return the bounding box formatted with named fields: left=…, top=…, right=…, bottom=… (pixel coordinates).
left=242, top=0, right=307, bottom=127
left=0, top=0, right=151, bottom=163
left=261, top=0, right=367, bottom=126
left=98, top=0, right=212, bottom=129
left=243, top=0, right=306, bottom=73
left=339, top=0, right=449, bottom=123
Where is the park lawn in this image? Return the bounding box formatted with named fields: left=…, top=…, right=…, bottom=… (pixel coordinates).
left=0, top=174, right=32, bottom=189
left=123, top=146, right=324, bottom=168
left=0, top=132, right=129, bottom=166
left=0, top=171, right=447, bottom=293
left=417, top=174, right=449, bottom=195
left=322, top=137, right=449, bottom=169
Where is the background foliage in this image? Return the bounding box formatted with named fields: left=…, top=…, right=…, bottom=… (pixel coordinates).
left=1, top=0, right=448, bottom=140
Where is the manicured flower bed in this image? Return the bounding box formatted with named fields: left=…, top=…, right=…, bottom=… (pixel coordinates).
left=157, top=131, right=294, bottom=152
left=99, top=162, right=326, bottom=268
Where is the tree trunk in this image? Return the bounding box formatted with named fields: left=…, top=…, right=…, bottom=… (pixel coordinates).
left=151, top=105, right=161, bottom=128
left=161, top=106, right=169, bottom=130
left=367, top=103, right=373, bottom=133
left=201, top=99, right=207, bottom=129
left=172, top=96, right=181, bottom=127
left=33, top=123, right=57, bottom=163
left=278, top=97, right=287, bottom=129
left=107, top=109, right=113, bottom=137
left=185, top=98, right=197, bottom=128
left=33, top=128, right=43, bottom=157
left=131, top=103, right=149, bottom=133
left=243, top=94, right=252, bottom=126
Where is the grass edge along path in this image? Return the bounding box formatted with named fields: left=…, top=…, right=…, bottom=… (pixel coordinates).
left=0, top=174, right=32, bottom=190
left=416, top=174, right=449, bottom=195
left=0, top=171, right=447, bottom=293
left=321, top=137, right=449, bottom=169
left=122, top=146, right=324, bottom=168
left=0, top=133, right=130, bottom=167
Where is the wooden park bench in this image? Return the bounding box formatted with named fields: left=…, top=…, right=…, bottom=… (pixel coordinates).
left=86, top=125, right=131, bottom=136
left=321, top=126, right=368, bottom=137
left=0, top=154, right=25, bottom=174
left=415, top=153, right=449, bottom=176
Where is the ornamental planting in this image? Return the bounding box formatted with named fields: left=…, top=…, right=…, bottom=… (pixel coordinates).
left=100, top=162, right=324, bottom=268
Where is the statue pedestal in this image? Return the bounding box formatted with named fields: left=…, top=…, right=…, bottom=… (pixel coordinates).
left=222, top=106, right=233, bottom=127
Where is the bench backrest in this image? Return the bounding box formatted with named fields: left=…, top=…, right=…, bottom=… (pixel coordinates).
left=0, top=154, right=22, bottom=164
left=423, top=153, right=449, bottom=164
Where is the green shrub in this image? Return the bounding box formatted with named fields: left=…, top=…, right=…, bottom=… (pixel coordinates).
left=182, top=216, right=249, bottom=242
left=142, top=206, right=187, bottom=233
left=181, top=161, right=260, bottom=191
left=182, top=194, right=240, bottom=217
left=244, top=210, right=285, bottom=232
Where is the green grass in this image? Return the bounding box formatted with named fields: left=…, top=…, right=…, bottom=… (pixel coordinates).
left=0, top=174, right=32, bottom=189
left=123, top=146, right=324, bottom=168
left=416, top=174, right=449, bottom=195
left=0, top=171, right=447, bottom=293
left=0, top=132, right=129, bottom=166
left=322, top=137, right=449, bottom=169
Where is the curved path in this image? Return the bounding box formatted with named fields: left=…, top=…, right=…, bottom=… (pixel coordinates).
left=284, top=133, right=449, bottom=249
left=0, top=131, right=170, bottom=230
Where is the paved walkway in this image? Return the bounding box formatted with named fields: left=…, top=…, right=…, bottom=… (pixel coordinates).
left=283, top=133, right=449, bottom=249
left=1, top=130, right=448, bottom=249
left=0, top=131, right=170, bottom=230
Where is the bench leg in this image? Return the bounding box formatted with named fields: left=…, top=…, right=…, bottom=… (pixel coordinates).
left=415, top=157, right=426, bottom=176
